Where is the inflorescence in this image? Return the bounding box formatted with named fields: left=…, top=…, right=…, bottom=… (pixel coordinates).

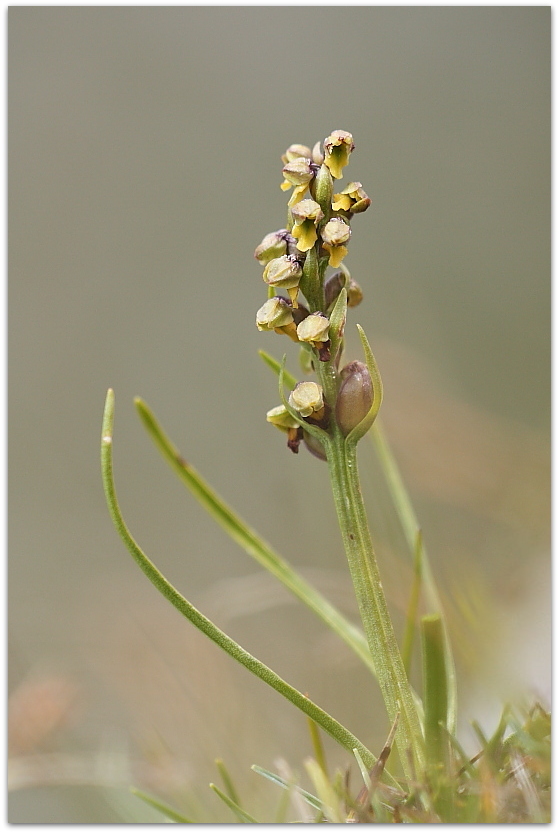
left=255, top=130, right=375, bottom=457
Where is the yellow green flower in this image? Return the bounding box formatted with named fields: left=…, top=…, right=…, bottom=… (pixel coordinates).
left=321, top=218, right=351, bottom=268
left=296, top=312, right=329, bottom=345
left=256, top=297, right=298, bottom=341
left=280, top=157, right=315, bottom=206
left=254, top=229, right=291, bottom=265
left=323, top=130, right=354, bottom=180
left=262, top=255, right=303, bottom=307
left=332, top=182, right=371, bottom=214
left=266, top=404, right=299, bottom=432
left=288, top=381, right=324, bottom=419
left=290, top=199, right=324, bottom=253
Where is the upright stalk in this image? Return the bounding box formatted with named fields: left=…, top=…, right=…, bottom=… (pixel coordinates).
left=323, top=413, right=424, bottom=777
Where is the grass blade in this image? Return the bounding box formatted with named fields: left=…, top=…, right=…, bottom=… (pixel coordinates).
left=130, top=787, right=194, bottom=823
left=101, top=389, right=378, bottom=770
left=251, top=765, right=323, bottom=812
left=401, top=530, right=424, bottom=676
left=215, top=758, right=241, bottom=807
left=371, top=419, right=457, bottom=734
left=209, top=783, right=258, bottom=823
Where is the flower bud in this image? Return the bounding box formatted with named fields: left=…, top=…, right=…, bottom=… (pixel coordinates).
left=311, top=163, right=334, bottom=217
left=321, top=218, right=351, bottom=268
left=311, top=141, right=325, bottom=166
left=291, top=199, right=324, bottom=253
left=262, top=255, right=303, bottom=306
left=281, top=143, right=312, bottom=165
left=303, top=430, right=327, bottom=461
left=254, top=229, right=291, bottom=266
left=289, top=381, right=324, bottom=419
left=332, top=182, right=371, bottom=215
left=324, top=271, right=364, bottom=309
left=335, top=361, right=373, bottom=436
left=323, top=130, right=354, bottom=180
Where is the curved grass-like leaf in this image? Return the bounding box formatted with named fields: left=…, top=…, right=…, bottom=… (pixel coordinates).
left=130, top=788, right=193, bottom=823
left=102, top=389, right=378, bottom=770
left=134, top=394, right=374, bottom=676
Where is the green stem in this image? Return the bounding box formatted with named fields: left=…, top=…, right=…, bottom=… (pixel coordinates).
left=371, top=420, right=457, bottom=734
left=321, top=414, right=424, bottom=777
left=101, top=389, right=378, bottom=770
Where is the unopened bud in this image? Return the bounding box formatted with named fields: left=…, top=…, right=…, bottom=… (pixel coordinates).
left=303, top=430, right=327, bottom=461
left=311, top=163, right=334, bottom=216
left=281, top=143, right=312, bottom=165
left=324, top=271, right=364, bottom=309
left=291, top=199, right=324, bottom=253
left=323, top=130, right=354, bottom=180
left=311, top=141, right=325, bottom=166
left=254, top=229, right=291, bottom=266
left=335, top=361, right=373, bottom=436
left=321, top=218, right=351, bottom=268
left=289, top=381, right=324, bottom=419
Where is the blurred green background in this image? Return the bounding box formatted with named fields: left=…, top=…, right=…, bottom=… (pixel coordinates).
left=9, top=7, right=549, bottom=823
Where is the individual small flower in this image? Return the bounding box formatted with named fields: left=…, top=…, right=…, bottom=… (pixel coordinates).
left=254, top=229, right=292, bottom=266
left=290, top=199, right=324, bottom=253
left=266, top=404, right=302, bottom=454
left=256, top=297, right=298, bottom=341
left=332, top=182, right=371, bottom=214
left=296, top=312, right=329, bottom=344
left=280, top=157, right=315, bottom=206
left=262, top=255, right=303, bottom=306
left=323, top=130, right=354, bottom=180
left=321, top=218, right=351, bottom=268
left=266, top=404, right=299, bottom=431
left=335, top=361, right=373, bottom=436
left=297, top=312, right=331, bottom=361
left=281, top=143, right=312, bottom=165
left=288, top=381, right=324, bottom=420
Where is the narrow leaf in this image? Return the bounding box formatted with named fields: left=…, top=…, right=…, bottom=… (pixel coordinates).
left=130, top=788, right=194, bottom=823
left=133, top=395, right=373, bottom=676
left=345, top=325, right=383, bottom=446
left=371, top=419, right=458, bottom=734
left=251, top=765, right=323, bottom=812
left=102, top=390, right=378, bottom=769
left=209, top=783, right=258, bottom=823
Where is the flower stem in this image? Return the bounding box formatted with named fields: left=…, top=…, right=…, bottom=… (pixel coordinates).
left=321, top=406, right=424, bottom=777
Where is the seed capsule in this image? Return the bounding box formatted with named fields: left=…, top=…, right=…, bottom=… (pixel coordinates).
left=335, top=361, right=373, bottom=436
